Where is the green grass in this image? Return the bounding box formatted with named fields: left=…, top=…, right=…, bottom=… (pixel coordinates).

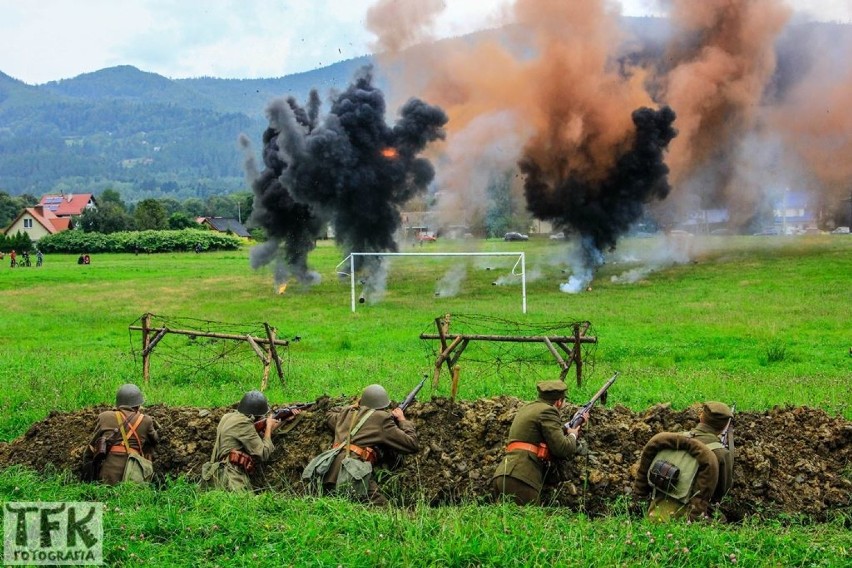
left=1, top=468, right=848, bottom=567
left=1, top=235, right=851, bottom=566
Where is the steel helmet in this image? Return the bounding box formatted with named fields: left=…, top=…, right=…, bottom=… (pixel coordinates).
left=360, top=384, right=390, bottom=410
left=116, top=384, right=144, bottom=407
left=237, top=390, right=269, bottom=417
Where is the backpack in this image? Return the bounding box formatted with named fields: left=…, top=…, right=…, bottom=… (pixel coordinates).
left=301, top=409, right=375, bottom=493
left=117, top=412, right=154, bottom=484
left=647, top=435, right=723, bottom=504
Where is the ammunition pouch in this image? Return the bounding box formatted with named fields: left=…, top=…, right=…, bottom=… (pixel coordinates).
left=228, top=449, right=256, bottom=474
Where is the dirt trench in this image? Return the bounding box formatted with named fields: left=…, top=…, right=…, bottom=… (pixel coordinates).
left=0, top=398, right=850, bottom=521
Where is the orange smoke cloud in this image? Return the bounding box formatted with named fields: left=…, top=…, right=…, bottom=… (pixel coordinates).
left=365, top=0, right=446, bottom=54
left=368, top=0, right=656, bottom=226
left=661, top=0, right=791, bottom=186
left=773, top=43, right=852, bottom=202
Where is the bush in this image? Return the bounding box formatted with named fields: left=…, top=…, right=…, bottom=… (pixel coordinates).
left=36, top=229, right=241, bottom=254
left=0, top=231, right=33, bottom=253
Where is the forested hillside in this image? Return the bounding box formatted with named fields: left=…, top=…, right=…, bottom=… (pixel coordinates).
left=0, top=18, right=849, bottom=203
left=0, top=57, right=371, bottom=201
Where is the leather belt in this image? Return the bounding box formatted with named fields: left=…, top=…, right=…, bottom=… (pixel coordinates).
left=109, top=445, right=140, bottom=455
left=337, top=443, right=378, bottom=464
left=506, top=441, right=551, bottom=461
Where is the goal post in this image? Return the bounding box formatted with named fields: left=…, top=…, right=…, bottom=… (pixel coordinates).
left=336, top=252, right=527, bottom=313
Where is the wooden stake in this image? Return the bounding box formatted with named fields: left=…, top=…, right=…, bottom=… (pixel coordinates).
left=142, top=313, right=151, bottom=384
left=450, top=365, right=460, bottom=402
left=264, top=323, right=285, bottom=390
left=573, top=323, right=583, bottom=387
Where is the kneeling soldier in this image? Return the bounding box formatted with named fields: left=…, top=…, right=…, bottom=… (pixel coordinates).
left=201, top=390, right=290, bottom=492
left=634, top=401, right=734, bottom=521
left=89, top=383, right=159, bottom=485
left=492, top=380, right=588, bottom=505
left=305, top=384, right=419, bottom=505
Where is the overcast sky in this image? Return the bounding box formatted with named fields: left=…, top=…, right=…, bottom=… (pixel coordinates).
left=1, top=0, right=849, bottom=85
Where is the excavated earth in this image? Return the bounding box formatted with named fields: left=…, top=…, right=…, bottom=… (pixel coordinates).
left=0, top=398, right=850, bottom=521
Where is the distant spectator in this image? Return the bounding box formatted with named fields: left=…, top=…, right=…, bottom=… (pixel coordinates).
left=78, top=254, right=85, bottom=265
left=36, top=250, right=43, bottom=267
left=10, top=249, right=16, bottom=268
left=21, top=250, right=31, bottom=267
left=195, top=243, right=202, bottom=254
left=84, top=254, right=91, bottom=265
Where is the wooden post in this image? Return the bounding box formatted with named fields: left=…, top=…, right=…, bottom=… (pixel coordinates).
left=264, top=323, right=285, bottom=390
left=450, top=365, right=460, bottom=402
left=247, top=335, right=272, bottom=391
left=573, top=323, right=583, bottom=386
left=142, top=313, right=151, bottom=384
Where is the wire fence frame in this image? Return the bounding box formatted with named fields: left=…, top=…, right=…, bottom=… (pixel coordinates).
left=335, top=252, right=527, bottom=313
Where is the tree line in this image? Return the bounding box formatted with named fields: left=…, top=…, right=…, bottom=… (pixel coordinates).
left=0, top=188, right=256, bottom=236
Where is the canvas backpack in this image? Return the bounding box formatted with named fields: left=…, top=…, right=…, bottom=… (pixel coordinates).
left=301, top=409, right=375, bottom=492
left=647, top=433, right=722, bottom=504
left=117, top=412, right=154, bottom=484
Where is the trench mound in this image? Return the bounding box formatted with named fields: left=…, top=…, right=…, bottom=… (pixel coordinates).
left=1, top=399, right=850, bottom=520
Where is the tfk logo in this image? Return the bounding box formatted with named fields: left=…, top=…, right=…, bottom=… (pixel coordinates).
left=3, top=502, right=103, bottom=565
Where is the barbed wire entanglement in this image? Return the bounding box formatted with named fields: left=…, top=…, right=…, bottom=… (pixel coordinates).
left=420, top=313, right=597, bottom=399
left=128, top=313, right=295, bottom=390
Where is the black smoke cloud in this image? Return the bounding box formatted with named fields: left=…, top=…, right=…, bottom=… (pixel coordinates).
left=521, top=106, right=677, bottom=291
left=245, top=67, right=448, bottom=296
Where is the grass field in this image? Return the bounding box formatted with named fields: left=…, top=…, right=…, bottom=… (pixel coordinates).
left=1, top=234, right=850, bottom=566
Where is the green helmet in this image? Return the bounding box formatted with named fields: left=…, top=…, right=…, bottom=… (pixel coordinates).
left=237, top=390, right=269, bottom=417
left=360, top=384, right=390, bottom=410
left=116, top=384, right=144, bottom=407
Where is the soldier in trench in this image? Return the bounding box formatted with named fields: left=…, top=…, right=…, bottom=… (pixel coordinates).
left=491, top=380, right=589, bottom=505
left=87, top=383, right=159, bottom=485
left=200, top=390, right=296, bottom=492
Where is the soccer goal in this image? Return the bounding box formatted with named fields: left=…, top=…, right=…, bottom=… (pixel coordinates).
left=336, top=252, right=527, bottom=313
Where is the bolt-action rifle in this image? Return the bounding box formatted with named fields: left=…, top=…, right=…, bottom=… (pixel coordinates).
left=564, top=372, right=620, bottom=431
left=254, top=402, right=313, bottom=434
left=399, top=374, right=429, bottom=412
left=719, top=402, right=735, bottom=449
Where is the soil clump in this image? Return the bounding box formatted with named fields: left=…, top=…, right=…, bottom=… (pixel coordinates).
left=0, top=399, right=849, bottom=520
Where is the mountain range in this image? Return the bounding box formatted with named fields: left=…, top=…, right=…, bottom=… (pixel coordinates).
left=1, top=17, right=849, bottom=203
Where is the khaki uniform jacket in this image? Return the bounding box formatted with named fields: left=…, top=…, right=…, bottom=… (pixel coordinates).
left=201, top=411, right=274, bottom=492
left=322, top=406, right=419, bottom=486
left=690, top=423, right=734, bottom=503
left=89, top=406, right=159, bottom=485
left=492, top=400, right=577, bottom=492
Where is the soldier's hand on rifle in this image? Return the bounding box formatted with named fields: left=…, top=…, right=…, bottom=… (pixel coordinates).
left=391, top=407, right=406, bottom=422
left=284, top=408, right=302, bottom=422
left=564, top=424, right=582, bottom=439
left=265, top=416, right=282, bottom=436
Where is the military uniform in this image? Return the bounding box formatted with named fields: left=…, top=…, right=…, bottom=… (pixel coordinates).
left=322, top=405, right=419, bottom=505
left=88, top=383, right=160, bottom=485
left=201, top=411, right=275, bottom=492
left=492, top=381, right=578, bottom=505
left=635, top=401, right=734, bottom=521
left=89, top=406, right=159, bottom=485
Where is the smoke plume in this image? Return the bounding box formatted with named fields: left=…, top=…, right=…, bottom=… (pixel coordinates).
left=246, top=67, right=447, bottom=298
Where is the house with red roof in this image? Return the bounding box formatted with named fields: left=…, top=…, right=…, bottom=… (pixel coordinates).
left=3, top=206, right=72, bottom=241
left=38, top=193, right=97, bottom=217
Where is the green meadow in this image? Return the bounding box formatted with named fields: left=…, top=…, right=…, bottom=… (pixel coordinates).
left=1, top=235, right=850, bottom=566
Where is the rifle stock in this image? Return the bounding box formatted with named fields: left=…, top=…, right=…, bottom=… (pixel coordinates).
left=564, top=372, right=619, bottom=430
left=254, top=402, right=313, bottom=434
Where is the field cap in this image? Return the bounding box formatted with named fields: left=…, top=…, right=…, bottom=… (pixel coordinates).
left=701, top=401, right=733, bottom=430
left=536, top=380, right=567, bottom=402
